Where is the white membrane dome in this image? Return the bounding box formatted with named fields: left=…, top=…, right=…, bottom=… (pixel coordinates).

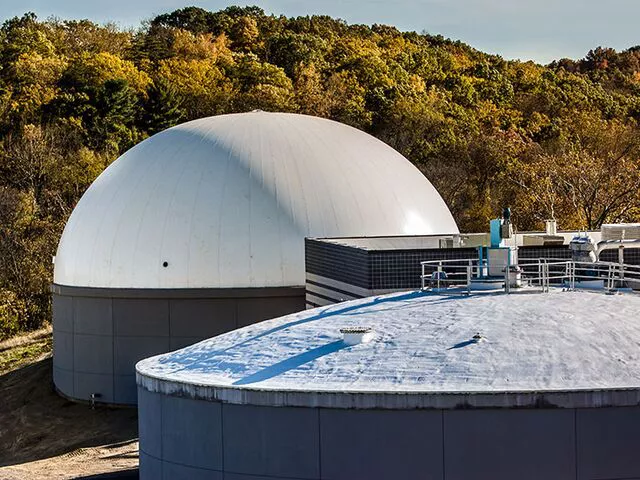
left=54, top=112, right=458, bottom=289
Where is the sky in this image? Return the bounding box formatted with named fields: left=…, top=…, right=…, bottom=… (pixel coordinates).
left=1, top=0, right=639, bottom=64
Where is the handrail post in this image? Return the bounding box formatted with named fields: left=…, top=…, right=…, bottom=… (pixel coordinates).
left=570, top=261, right=575, bottom=290
left=544, top=262, right=549, bottom=292
left=544, top=263, right=551, bottom=293
left=467, top=265, right=471, bottom=295
left=547, top=262, right=550, bottom=292
left=537, top=259, right=541, bottom=288
left=504, top=265, right=510, bottom=294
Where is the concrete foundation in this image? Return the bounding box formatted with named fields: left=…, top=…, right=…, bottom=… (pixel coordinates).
left=52, top=284, right=304, bottom=405
left=137, top=387, right=640, bottom=480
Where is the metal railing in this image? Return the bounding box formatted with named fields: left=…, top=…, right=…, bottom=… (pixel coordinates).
left=420, top=257, right=640, bottom=294
left=420, top=258, right=481, bottom=295
left=518, top=259, right=573, bottom=293
left=519, top=259, right=640, bottom=293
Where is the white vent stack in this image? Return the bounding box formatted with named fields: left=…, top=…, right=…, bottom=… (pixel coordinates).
left=545, top=219, right=557, bottom=236
left=340, top=327, right=374, bottom=345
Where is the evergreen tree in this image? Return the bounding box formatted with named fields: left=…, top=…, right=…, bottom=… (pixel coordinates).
left=141, top=78, right=185, bottom=135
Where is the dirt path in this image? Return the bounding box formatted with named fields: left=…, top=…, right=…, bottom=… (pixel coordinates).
left=0, top=331, right=139, bottom=479
left=0, top=441, right=138, bottom=479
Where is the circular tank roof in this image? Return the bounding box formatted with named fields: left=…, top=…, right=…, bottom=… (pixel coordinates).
left=54, top=112, right=457, bottom=289
left=137, top=290, right=640, bottom=409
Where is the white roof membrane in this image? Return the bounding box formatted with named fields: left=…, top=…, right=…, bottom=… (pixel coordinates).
left=137, top=289, right=640, bottom=401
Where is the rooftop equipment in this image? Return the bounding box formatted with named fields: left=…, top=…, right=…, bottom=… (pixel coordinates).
left=340, top=327, right=374, bottom=345
left=569, top=233, right=597, bottom=263
left=545, top=219, right=557, bottom=236
left=500, top=207, right=513, bottom=240
left=596, top=224, right=640, bottom=263
left=487, top=208, right=517, bottom=281
left=601, top=223, right=640, bottom=241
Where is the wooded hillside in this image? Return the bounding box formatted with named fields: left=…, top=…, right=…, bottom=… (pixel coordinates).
left=1, top=6, right=640, bottom=336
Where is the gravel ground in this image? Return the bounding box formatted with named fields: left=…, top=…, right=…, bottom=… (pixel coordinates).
left=0, top=330, right=139, bottom=479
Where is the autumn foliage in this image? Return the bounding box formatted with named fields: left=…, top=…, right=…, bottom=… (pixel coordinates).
left=1, top=7, right=640, bottom=336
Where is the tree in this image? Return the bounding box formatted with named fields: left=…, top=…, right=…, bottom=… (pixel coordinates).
left=230, top=53, right=296, bottom=111
left=3, top=7, right=640, bottom=337
left=60, top=51, right=151, bottom=94
left=509, top=114, right=640, bottom=229
left=230, top=16, right=261, bottom=52
left=141, top=77, right=185, bottom=135
left=0, top=122, right=109, bottom=335
left=151, top=7, right=217, bottom=35
left=88, top=79, right=140, bottom=150
left=267, top=32, right=327, bottom=77
left=157, top=57, right=232, bottom=119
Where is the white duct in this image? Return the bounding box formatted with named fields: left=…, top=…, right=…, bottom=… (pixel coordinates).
left=596, top=239, right=640, bottom=261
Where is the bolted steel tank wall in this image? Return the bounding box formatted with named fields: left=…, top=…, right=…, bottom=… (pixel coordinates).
left=52, top=284, right=304, bottom=405
left=137, top=386, right=640, bottom=480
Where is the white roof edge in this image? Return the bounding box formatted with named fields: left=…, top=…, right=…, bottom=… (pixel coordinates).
left=135, top=371, right=640, bottom=410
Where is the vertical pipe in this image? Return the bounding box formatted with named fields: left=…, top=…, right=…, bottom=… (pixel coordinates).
left=504, top=266, right=510, bottom=294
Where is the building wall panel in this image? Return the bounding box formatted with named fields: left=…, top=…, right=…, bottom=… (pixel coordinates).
left=169, top=299, right=236, bottom=337
left=53, top=286, right=304, bottom=405
left=222, top=404, right=320, bottom=479
left=162, top=461, right=222, bottom=480
left=73, top=297, right=112, bottom=335
left=443, top=409, right=576, bottom=480
left=161, top=395, right=223, bottom=471
left=139, top=452, right=162, bottom=480
left=73, top=372, right=113, bottom=403
left=136, top=389, right=640, bottom=480
left=114, top=375, right=137, bottom=405
left=52, top=329, right=73, bottom=371
left=320, top=408, right=443, bottom=480
left=52, top=295, right=73, bottom=332
left=113, top=298, right=169, bottom=337
left=113, top=336, right=170, bottom=375
left=73, top=333, right=113, bottom=375
left=577, top=406, right=640, bottom=480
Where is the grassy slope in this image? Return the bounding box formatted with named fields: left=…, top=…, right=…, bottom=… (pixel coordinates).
left=0, top=329, right=139, bottom=477
left=0, top=328, right=53, bottom=374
